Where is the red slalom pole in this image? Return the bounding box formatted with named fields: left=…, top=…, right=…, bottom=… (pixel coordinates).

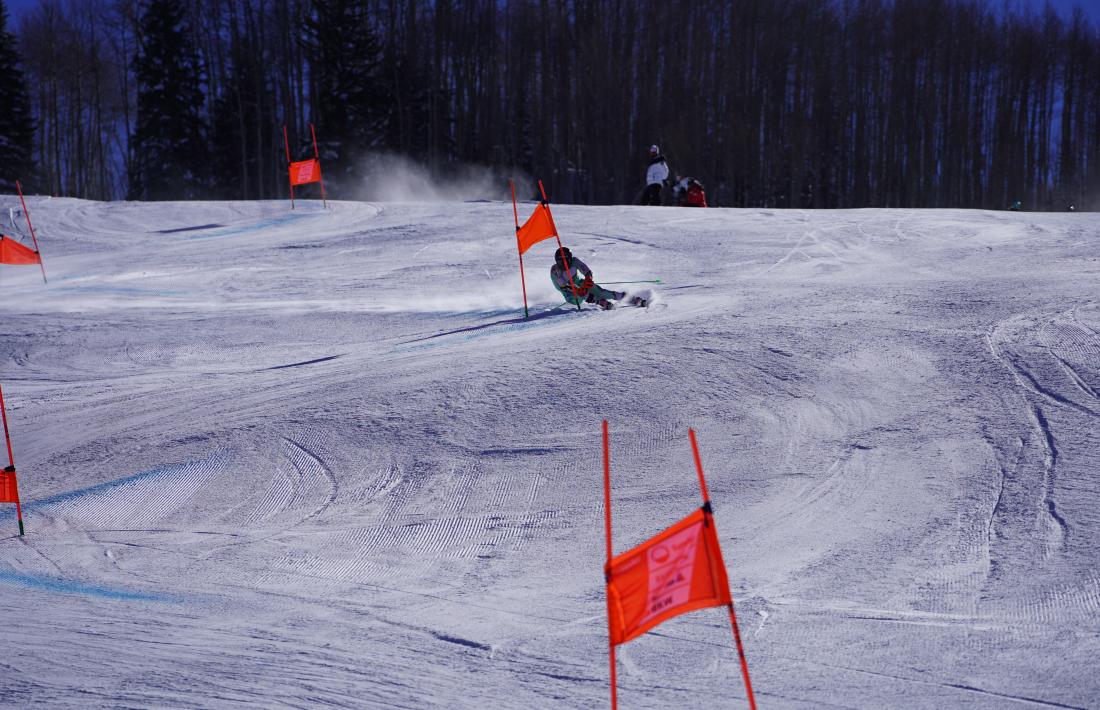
left=13, top=495, right=23, bottom=536
left=511, top=181, right=529, bottom=318
left=603, top=420, right=618, bottom=709
left=283, top=125, right=295, bottom=210
left=310, top=123, right=327, bottom=208
left=726, top=604, right=757, bottom=710
left=0, top=383, right=24, bottom=536
left=554, top=237, right=583, bottom=312
left=15, top=181, right=46, bottom=283
left=689, top=429, right=756, bottom=710
left=0, top=384, right=16, bottom=475
left=688, top=429, right=711, bottom=504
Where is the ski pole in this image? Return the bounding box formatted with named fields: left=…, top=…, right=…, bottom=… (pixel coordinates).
left=600, top=279, right=661, bottom=285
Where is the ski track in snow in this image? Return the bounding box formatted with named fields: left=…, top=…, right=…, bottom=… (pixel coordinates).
left=0, top=198, right=1098, bottom=708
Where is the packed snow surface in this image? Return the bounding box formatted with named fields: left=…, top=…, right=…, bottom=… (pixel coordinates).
left=1, top=197, right=1098, bottom=709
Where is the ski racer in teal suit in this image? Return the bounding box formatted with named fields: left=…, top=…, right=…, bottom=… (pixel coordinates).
left=550, top=247, right=626, bottom=310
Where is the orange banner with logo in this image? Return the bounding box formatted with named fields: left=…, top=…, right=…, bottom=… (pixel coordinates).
left=0, top=236, right=41, bottom=265
left=289, top=159, right=322, bottom=186
left=516, top=203, right=558, bottom=255
left=605, top=507, right=732, bottom=646
left=0, top=468, right=18, bottom=504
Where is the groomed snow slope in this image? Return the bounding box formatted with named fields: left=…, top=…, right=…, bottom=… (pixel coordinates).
left=0, top=197, right=1098, bottom=709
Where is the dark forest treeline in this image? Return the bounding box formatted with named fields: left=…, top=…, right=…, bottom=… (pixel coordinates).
left=3, top=0, right=1099, bottom=209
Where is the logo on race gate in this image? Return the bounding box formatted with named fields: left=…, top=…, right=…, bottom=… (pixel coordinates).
left=642, top=522, right=701, bottom=622
left=295, top=162, right=316, bottom=183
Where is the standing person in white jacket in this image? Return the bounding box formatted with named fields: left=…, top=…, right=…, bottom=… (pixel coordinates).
left=642, top=144, right=669, bottom=205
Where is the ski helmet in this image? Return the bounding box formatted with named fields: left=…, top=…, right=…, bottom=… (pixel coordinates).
left=555, top=246, right=572, bottom=265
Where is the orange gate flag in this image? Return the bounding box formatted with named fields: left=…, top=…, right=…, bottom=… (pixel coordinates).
left=0, top=468, right=18, bottom=503
left=606, top=506, right=732, bottom=645
left=510, top=179, right=581, bottom=319
left=290, top=158, right=322, bottom=187
left=0, top=235, right=41, bottom=265
left=516, top=202, right=558, bottom=255
left=602, top=421, right=756, bottom=710
left=283, top=123, right=327, bottom=209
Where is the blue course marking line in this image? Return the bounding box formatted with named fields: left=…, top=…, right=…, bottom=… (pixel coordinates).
left=5, top=464, right=184, bottom=512
left=0, top=569, right=177, bottom=603
left=394, top=307, right=592, bottom=353
left=187, top=212, right=314, bottom=240
left=0, top=450, right=231, bottom=521
left=0, top=455, right=232, bottom=602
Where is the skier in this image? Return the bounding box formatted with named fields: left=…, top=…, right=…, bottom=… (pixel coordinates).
left=550, top=247, right=646, bottom=310
left=642, top=145, right=669, bottom=206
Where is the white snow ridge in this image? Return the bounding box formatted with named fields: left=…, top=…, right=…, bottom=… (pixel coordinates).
left=1, top=197, right=1097, bottom=709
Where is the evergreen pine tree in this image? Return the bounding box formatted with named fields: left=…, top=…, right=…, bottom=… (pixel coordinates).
left=383, top=57, right=432, bottom=160
left=129, top=0, right=209, bottom=201
left=0, top=0, right=34, bottom=193
left=210, top=15, right=277, bottom=201
left=302, top=0, right=387, bottom=188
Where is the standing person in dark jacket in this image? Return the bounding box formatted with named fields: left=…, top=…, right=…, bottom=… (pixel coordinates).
left=642, top=145, right=669, bottom=206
